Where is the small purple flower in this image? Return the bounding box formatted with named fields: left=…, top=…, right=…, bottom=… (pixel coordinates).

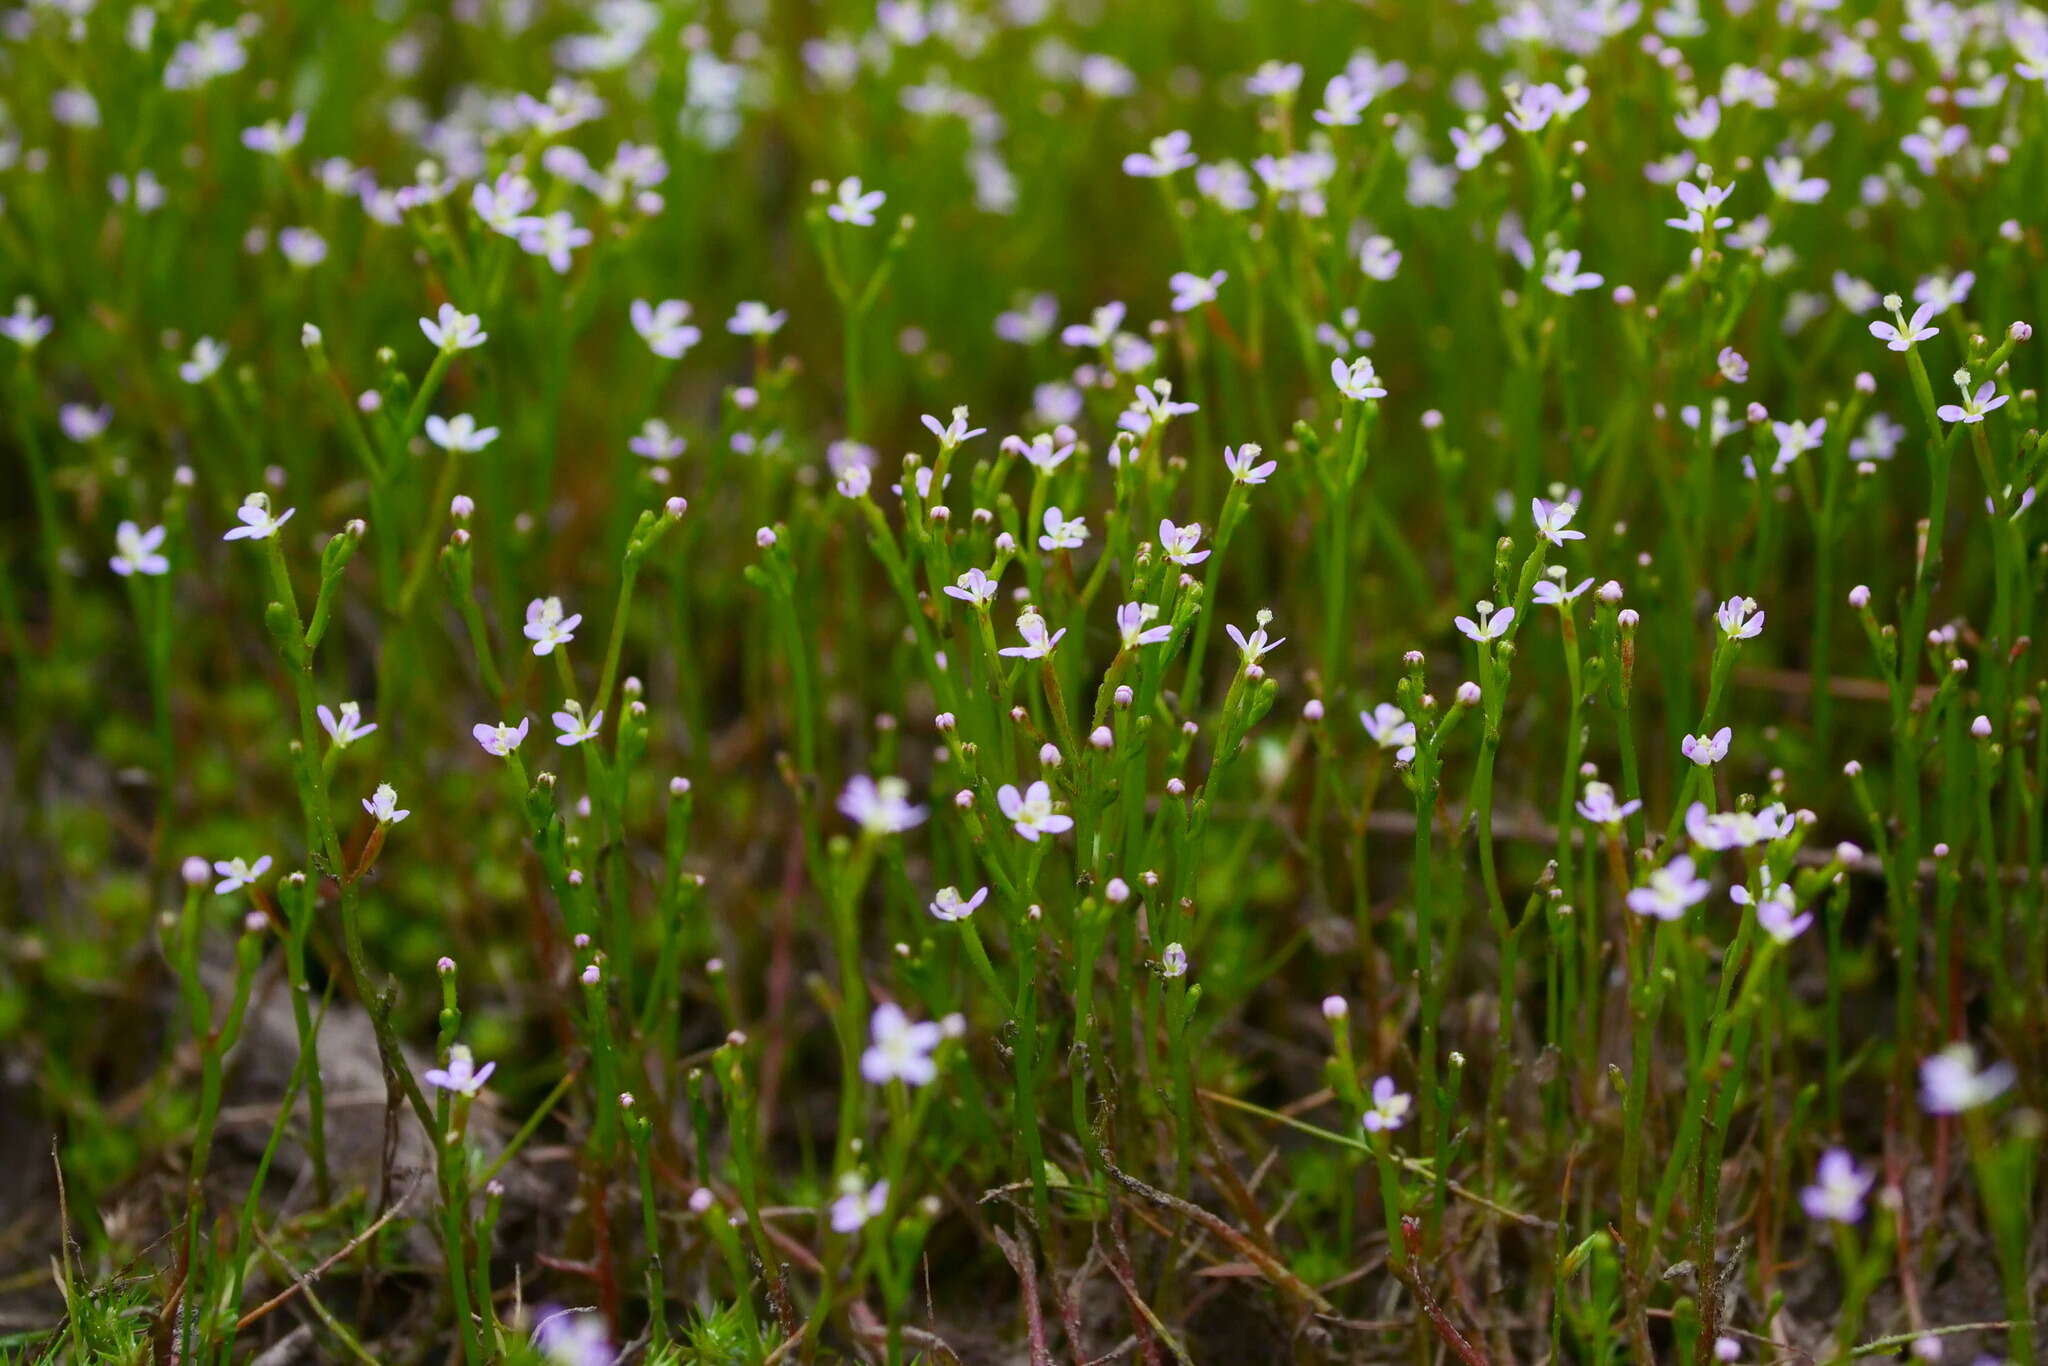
left=1799, top=1148, right=1874, bottom=1224
left=423, top=1044, right=495, bottom=1097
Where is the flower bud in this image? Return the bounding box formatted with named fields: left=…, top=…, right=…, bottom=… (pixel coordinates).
left=1971, top=714, right=1992, bottom=738
left=1105, top=877, right=1130, bottom=903
left=1302, top=698, right=1324, bottom=722
left=2010, top=321, right=2033, bottom=342
left=1456, top=681, right=1482, bottom=706
left=1115, top=685, right=1134, bottom=707
left=954, top=788, right=974, bottom=809
left=934, top=712, right=956, bottom=732
left=437, top=956, right=456, bottom=974
left=1165, top=777, right=1186, bottom=796
left=182, top=855, right=212, bottom=887
left=755, top=526, right=776, bottom=547
left=1089, top=725, right=1113, bottom=749
left=1322, top=995, right=1348, bottom=1020
left=1848, top=584, right=1870, bottom=608
left=1039, top=743, right=1062, bottom=767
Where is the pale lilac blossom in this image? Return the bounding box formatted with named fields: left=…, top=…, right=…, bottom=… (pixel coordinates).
left=997, top=780, right=1073, bottom=841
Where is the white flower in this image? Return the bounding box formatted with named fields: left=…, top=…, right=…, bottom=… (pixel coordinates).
left=1038, top=507, right=1089, bottom=552
left=998, top=609, right=1066, bottom=660
left=1123, top=130, right=1196, bottom=178
left=1157, top=519, right=1209, bottom=566
left=629, top=418, right=686, bottom=461
left=1768, top=418, right=1826, bottom=473
left=1159, top=943, right=1188, bottom=978
left=1532, top=576, right=1593, bottom=607
left=1665, top=178, right=1735, bottom=235
left=1454, top=602, right=1514, bottom=643
left=1314, top=73, right=1374, bottom=126
left=929, top=886, right=987, bottom=922
left=552, top=707, right=604, bottom=746
left=1715, top=595, right=1765, bottom=640
left=425, top=413, right=500, bottom=453
left=829, top=1178, right=889, bottom=1232
left=1531, top=497, right=1583, bottom=546
left=1359, top=703, right=1417, bottom=763
left=1742, top=877, right=1812, bottom=944
left=824, top=175, right=886, bottom=226
left=512, top=210, right=592, bottom=273
left=920, top=407, right=986, bottom=450
left=1686, top=801, right=1794, bottom=851
left=997, top=780, right=1074, bottom=841
left=630, top=298, right=700, bottom=359
left=317, top=701, right=378, bottom=748
left=240, top=112, right=306, bottom=156
left=420, top=303, right=487, bottom=352
left=861, top=1003, right=941, bottom=1085
left=61, top=404, right=114, bottom=442
left=1060, top=301, right=1127, bottom=349
left=111, top=522, right=170, bottom=577
left=1764, top=156, right=1828, bottom=203
left=1169, top=270, right=1226, bottom=312
left=1331, top=355, right=1387, bottom=401
left=1626, top=855, right=1711, bottom=921
left=1225, top=618, right=1285, bottom=666
left=1005, top=431, right=1076, bottom=473
left=727, top=300, right=787, bottom=337
left=1224, top=443, right=1275, bottom=485
left=179, top=337, right=228, bottom=384
left=1869, top=299, right=1938, bottom=352
left=211, top=855, right=273, bottom=895
left=837, top=775, right=928, bottom=835
left=1674, top=97, right=1720, bottom=141
left=943, top=567, right=1000, bottom=606
left=1540, top=248, right=1604, bottom=296
left=1362, top=1076, right=1411, bottom=1132
left=1575, top=781, right=1641, bottom=826
left=472, top=718, right=530, bottom=756
left=424, top=1044, right=495, bottom=1096
left=1122, top=381, right=1198, bottom=433
left=1936, top=376, right=2008, bottom=426
left=524, top=597, right=582, bottom=655
left=1, top=296, right=54, bottom=350
left=1358, top=234, right=1403, bottom=281
left=1918, top=1043, right=2015, bottom=1114
left=222, top=494, right=295, bottom=542
left=277, top=227, right=328, bottom=269
left=472, top=172, right=537, bottom=234
left=1504, top=81, right=1589, bottom=132
left=1800, top=1149, right=1874, bottom=1224
left=1913, top=271, right=1974, bottom=312
left=1116, top=602, right=1172, bottom=649
left=1681, top=726, right=1732, bottom=766
left=1449, top=122, right=1504, bottom=170
left=362, top=783, right=410, bottom=824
